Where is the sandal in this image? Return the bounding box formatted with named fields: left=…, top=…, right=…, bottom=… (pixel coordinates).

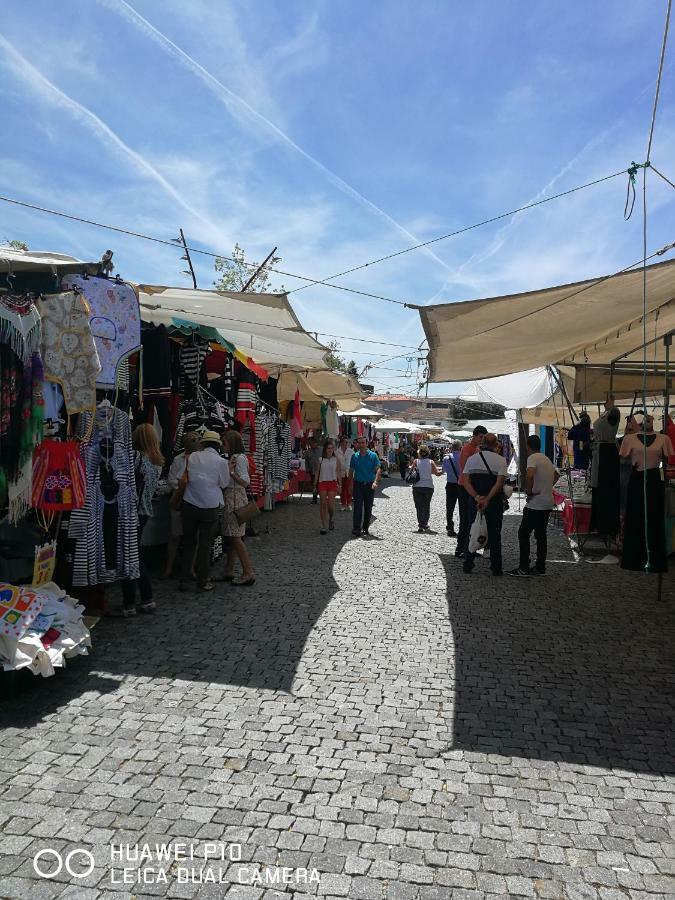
left=197, top=582, right=216, bottom=592
left=233, top=577, right=256, bottom=587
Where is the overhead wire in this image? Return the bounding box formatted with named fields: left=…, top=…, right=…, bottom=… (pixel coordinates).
left=640, top=0, right=672, bottom=574
left=0, top=165, right=631, bottom=311
left=287, top=168, right=631, bottom=295
left=0, top=193, right=409, bottom=307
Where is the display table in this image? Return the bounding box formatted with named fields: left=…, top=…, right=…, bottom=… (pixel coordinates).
left=553, top=490, right=592, bottom=536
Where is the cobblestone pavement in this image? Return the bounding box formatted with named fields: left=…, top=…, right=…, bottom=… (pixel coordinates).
left=1, top=476, right=674, bottom=900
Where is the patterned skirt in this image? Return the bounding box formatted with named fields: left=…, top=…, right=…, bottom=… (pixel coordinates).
left=221, top=483, right=248, bottom=537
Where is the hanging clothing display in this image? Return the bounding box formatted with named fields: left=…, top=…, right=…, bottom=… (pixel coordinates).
left=590, top=408, right=620, bottom=537
left=178, top=332, right=211, bottom=393
left=326, top=402, right=339, bottom=440
left=0, top=346, right=44, bottom=523
left=290, top=389, right=303, bottom=439
left=36, top=290, right=101, bottom=414
left=68, top=405, right=140, bottom=586
left=620, top=432, right=674, bottom=573
left=0, top=293, right=41, bottom=364
left=172, top=388, right=228, bottom=454
left=236, top=383, right=256, bottom=437
left=141, top=324, right=172, bottom=396
left=61, top=274, right=141, bottom=389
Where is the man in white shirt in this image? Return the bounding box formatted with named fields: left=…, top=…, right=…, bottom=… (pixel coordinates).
left=460, top=433, right=507, bottom=576
left=181, top=431, right=230, bottom=592
left=509, top=434, right=558, bottom=577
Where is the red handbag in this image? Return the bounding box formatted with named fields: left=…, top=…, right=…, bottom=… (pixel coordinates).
left=32, top=440, right=86, bottom=510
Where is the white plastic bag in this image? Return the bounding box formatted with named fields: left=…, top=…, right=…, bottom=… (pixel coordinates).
left=468, top=511, right=488, bottom=553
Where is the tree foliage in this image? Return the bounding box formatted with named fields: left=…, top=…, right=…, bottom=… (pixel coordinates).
left=214, top=243, right=285, bottom=293
left=3, top=239, right=28, bottom=251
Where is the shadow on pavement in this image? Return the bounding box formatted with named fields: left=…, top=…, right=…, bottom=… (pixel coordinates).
left=440, top=514, right=675, bottom=774
left=1, top=495, right=361, bottom=719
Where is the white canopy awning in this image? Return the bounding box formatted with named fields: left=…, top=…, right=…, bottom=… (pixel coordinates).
left=0, top=248, right=92, bottom=272
left=460, top=367, right=556, bottom=409
left=419, top=257, right=675, bottom=382
left=137, top=284, right=329, bottom=372
left=373, top=418, right=424, bottom=433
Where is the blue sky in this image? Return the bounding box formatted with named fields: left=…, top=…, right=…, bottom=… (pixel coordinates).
left=1, top=1, right=675, bottom=396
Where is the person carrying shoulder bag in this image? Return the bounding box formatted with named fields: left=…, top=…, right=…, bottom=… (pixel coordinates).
left=459, top=433, right=507, bottom=576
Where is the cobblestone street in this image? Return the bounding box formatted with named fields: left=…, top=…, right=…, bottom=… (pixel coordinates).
left=1, top=476, right=674, bottom=900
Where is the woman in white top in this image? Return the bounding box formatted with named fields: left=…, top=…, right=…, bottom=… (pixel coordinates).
left=315, top=440, right=342, bottom=534
left=336, top=437, right=355, bottom=511
left=409, top=444, right=442, bottom=532
left=220, top=430, right=256, bottom=586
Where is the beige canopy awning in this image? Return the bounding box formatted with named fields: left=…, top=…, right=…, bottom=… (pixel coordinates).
left=137, top=284, right=329, bottom=372
left=419, top=257, right=675, bottom=383
left=277, top=370, right=364, bottom=412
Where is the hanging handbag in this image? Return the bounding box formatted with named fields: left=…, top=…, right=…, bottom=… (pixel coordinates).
left=406, top=461, right=421, bottom=484
left=32, top=440, right=86, bottom=511
left=234, top=499, right=260, bottom=525
left=169, top=458, right=189, bottom=511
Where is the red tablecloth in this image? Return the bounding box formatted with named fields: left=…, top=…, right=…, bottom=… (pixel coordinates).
left=557, top=496, right=592, bottom=535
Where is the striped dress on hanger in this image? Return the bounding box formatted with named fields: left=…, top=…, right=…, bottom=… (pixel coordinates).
left=68, top=406, right=140, bottom=586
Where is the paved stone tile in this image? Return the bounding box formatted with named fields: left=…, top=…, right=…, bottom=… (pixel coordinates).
left=0, top=481, right=673, bottom=899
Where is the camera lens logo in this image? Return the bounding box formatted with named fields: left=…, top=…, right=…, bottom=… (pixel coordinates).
left=33, top=848, right=95, bottom=879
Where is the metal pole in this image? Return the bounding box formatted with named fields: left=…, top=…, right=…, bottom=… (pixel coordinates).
left=659, top=333, right=672, bottom=602
left=241, top=246, right=278, bottom=292
left=178, top=228, right=198, bottom=289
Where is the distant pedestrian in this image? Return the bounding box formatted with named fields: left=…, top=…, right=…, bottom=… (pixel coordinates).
left=349, top=436, right=381, bottom=537
left=181, top=430, right=230, bottom=593
left=220, top=429, right=256, bottom=587
left=121, top=423, right=164, bottom=615
left=460, top=433, right=506, bottom=577
left=442, top=441, right=462, bottom=537
left=315, top=440, right=341, bottom=534
left=305, top=436, right=322, bottom=503
left=164, top=431, right=201, bottom=579
left=509, top=434, right=558, bottom=577
left=409, top=445, right=442, bottom=532
left=336, top=437, right=354, bottom=511
left=397, top=447, right=408, bottom=481
left=456, top=426, right=488, bottom=557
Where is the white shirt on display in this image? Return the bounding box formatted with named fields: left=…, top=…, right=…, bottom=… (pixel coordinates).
left=525, top=452, right=557, bottom=510
left=183, top=447, right=230, bottom=509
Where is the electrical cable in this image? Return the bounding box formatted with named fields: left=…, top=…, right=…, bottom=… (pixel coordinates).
left=0, top=193, right=410, bottom=307
left=468, top=240, right=675, bottom=340
left=287, top=168, right=630, bottom=295
left=639, top=0, right=672, bottom=574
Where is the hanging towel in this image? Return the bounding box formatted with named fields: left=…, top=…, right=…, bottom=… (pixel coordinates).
left=290, top=389, right=303, bottom=439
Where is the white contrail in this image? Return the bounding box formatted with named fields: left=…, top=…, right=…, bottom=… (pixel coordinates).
left=100, top=0, right=455, bottom=275
left=0, top=34, right=220, bottom=237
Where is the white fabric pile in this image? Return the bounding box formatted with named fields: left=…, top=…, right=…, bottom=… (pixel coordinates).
left=0, top=581, right=92, bottom=677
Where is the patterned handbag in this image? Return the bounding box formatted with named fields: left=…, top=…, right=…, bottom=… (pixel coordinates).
left=32, top=439, right=86, bottom=510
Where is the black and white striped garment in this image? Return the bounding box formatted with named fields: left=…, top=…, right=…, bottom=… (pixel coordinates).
left=179, top=335, right=211, bottom=393
left=68, top=406, right=140, bottom=586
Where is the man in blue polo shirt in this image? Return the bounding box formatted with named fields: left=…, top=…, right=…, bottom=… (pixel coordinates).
left=349, top=436, right=381, bottom=537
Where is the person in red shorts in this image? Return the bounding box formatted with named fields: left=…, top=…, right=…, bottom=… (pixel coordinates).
left=314, top=440, right=342, bottom=534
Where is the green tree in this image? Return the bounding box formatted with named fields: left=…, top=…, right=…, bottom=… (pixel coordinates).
left=214, top=243, right=285, bottom=293
left=324, top=339, right=346, bottom=372
left=346, top=360, right=359, bottom=377
left=3, top=239, right=28, bottom=250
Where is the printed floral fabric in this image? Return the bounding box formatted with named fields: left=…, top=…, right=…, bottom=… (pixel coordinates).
left=0, top=584, right=45, bottom=639
left=37, top=291, right=101, bottom=414
left=62, top=275, right=141, bottom=389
